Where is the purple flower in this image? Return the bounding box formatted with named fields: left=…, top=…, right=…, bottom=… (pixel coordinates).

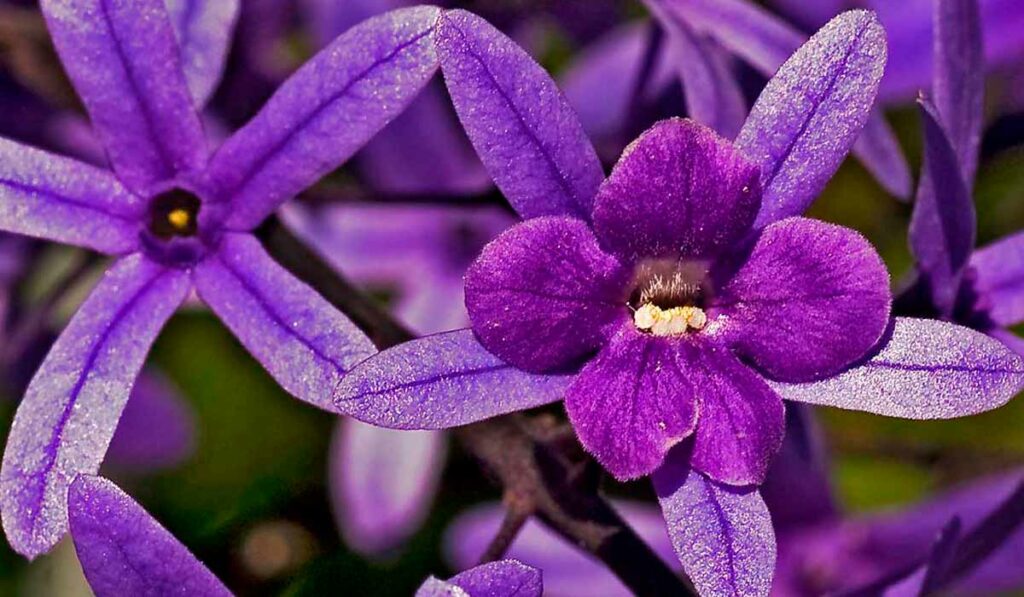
left=0, top=0, right=443, bottom=558
left=416, top=560, right=543, bottom=597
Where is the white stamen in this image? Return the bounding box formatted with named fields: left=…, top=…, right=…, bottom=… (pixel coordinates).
left=633, top=303, right=707, bottom=336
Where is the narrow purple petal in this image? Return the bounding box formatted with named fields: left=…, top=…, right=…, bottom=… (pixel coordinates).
left=105, top=369, right=195, bottom=472
left=564, top=328, right=700, bottom=481
left=592, top=118, right=761, bottom=263
left=852, top=111, right=915, bottom=202
left=770, top=317, right=1024, bottom=419
left=0, top=138, right=144, bottom=254
left=330, top=419, right=445, bottom=556
left=193, top=233, right=375, bottom=411
left=0, top=255, right=189, bottom=558
left=909, top=99, right=976, bottom=317
left=205, top=6, right=441, bottom=231
left=165, top=0, right=240, bottom=107
left=334, top=329, right=572, bottom=429
left=465, top=217, right=630, bottom=373
left=435, top=9, right=604, bottom=220
left=653, top=454, right=776, bottom=597
left=417, top=561, right=543, bottom=597
left=933, top=0, right=984, bottom=186
left=41, top=0, right=208, bottom=192
left=68, top=475, right=229, bottom=596
left=971, top=231, right=1024, bottom=326
left=737, top=11, right=888, bottom=228
left=712, top=218, right=892, bottom=382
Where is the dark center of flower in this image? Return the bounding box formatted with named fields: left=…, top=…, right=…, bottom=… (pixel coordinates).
left=629, top=259, right=711, bottom=336
left=148, top=188, right=201, bottom=239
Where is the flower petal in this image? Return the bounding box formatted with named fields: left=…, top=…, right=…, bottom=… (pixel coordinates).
left=971, top=231, right=1024, bottom=326
left=465, top=217, right=629, bottom=373
left=711, top=217, right=891, bottom=382
left=652, top=456, right=776, bottom=597
left=592, top=119, right=760, bottom=263
left=68, top=475, right=229, bottom=597
left=0, top=138, right=143, bottom=254
left=0, top=255, right=189, bottom=558
left=193, top=233, right=375, bottom=411
left=564, top=328, right=700, bottom=481
left=330, top=419, right=445, bottom=556
left=334, top=329, right=572, bottom=429
left=736, top=10, right=888, bottom=227
left=769, top=317, right=1024, bottom=418
left=206, top=6, right=441, bottom=231
left=165, top=0, right=240, bottom=107
left=435, top=9, right=604, bottom=220
left=41, top=0, right=207, bottom=192
left=853, top=111, right=914, bottom=202
left=105, top=369, right=195, bottom=472
left=687, top=344, right=786, bottom=486
left=933, top=0, right=984, bottom=186
left=417, top=561, right=543, bottom=597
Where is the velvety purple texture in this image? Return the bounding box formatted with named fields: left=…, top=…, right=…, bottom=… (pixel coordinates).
left=68, top=475, right=229, bottom=597
left=105, top=369, right=196, bottom=471
left=165, top=0, right=240, bottom=107
left=416, top=560, right=543, bottom=597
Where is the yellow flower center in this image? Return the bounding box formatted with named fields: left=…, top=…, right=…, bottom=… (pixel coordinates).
left=633, top=303, right=707, bottom=336
left=167, top=208, right=191, bottom=231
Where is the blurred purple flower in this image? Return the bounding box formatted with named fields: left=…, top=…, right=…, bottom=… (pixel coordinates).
left=105, top=369, right=196, bottom=473
left=416, top=559, right=543, bottom=597
left=0, top=0, right=444, bottom=558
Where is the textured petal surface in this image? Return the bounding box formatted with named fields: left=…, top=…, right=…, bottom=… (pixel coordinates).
left=206, top=6, right=441, bottom=231
left=592, top=119, right=761, bottom=263
left=448, top=560, right=543, bottom=597
left=330, top=419, right=445, bottom=556
left=687, top=345, right=786, bottom=486
left=0, top=137, right=143, bottom=254
left=653, top=456, right=776, bottom=597
left=933, top=0, right=984, bottom=186
left=712, top=217, right=891, bottom=382
left=105, top=369, right=195, bottom=471
left=465, top=217, right=629, bottom=373
left=193, top=233, right=375, bottom=411
left=564, top=328, right=700, bottom=481
left=972, top=231, right=1024, bottom=326
left=41, top=0, right=208, bottom=192
left=770, top=318, right=1024, bottom=419
left=334, top=330, right=572, bottom=429
left=736, top=11, right=888, bottom=227
left=436, top=9, right=604, bottom=220
left=0, top=255, right=189, bottom=558
left=68, top=475, right=229, bottom=597
left=165, top=0, right=240, bottom=107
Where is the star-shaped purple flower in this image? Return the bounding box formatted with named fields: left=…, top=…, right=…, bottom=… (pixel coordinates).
left=0, top=0, right=443, bottom=558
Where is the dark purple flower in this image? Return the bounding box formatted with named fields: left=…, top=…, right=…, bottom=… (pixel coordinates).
left=0, top=0, right=442, bottom=558
left=416, top=559, right=543, bottom=597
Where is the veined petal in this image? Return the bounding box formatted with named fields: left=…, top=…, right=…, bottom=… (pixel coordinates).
left=68, top=475, right=229, bottom=597
left=334, top=330, right=572, bottom=429
left=330, top=419, right=445, bottom=556
left=193, top=233, right=375, bottom=411
left=417, top=561, right=543, bottom=597
left=436, top=9, right=604, bottom=220
left=41, top=0, right=207, bottom=192
left=711, top=217, right=891, bottom=382
left=105, top=369, right=195, bottom=471
left=737, top=10, right=888, bottom=227
left=165, top=0, right=240, bottom=107
left=465, top=217, right=630, bottom=373
left=0, top=137, right=143, bottom=254
left=0, top=255, right=189, bottom=558
left=971, top=231, right=1024, bottom=326
left=770, top=317, right=1024, bottom=419
left=207, top=6, right=441, bottom=231
left=653, top=456, right=776, bottom=597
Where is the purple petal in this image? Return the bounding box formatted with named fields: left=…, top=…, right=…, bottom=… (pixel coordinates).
left=852, top=111, right=915, bottom=202
left=105, top=369, right=195, bottom=472
left=41, top=0, right=207, bottom=192
left=465, top=217, right=629, bottom=373
left=988, top=328, right=1024, bottom=356
left=334, top=329, right=572, bottom=429
left=592, top=119, right=761, bottom=263
left=933, top=0, right=984, bottom=187
left=417, top=560, right=543, bottom=597
left=770, top=317, right=1024, bottom=418
left=205, top=6, right=441, bottom=231
left=564, top=328, right=700, bottom=481
left=0, top=255, right=189, bottom=558
left=165, top=0, right=240, bottom=107
left=193, top=233, right=374, bottom=411
left=909, top=99, right=976, bottom=318
left=687, top=345, right=786, bottom=486
left=712, top=217, right=892, bottom=382
left=0, top=138, right=143, bottom=254
left=435, top=9, right=604, bottom=220
left=652, top=455, right=776, bottom=597
left=970, top=230, right=1024, bottom=328
left=330, top=419, right=445, bottom=556
left=68, top=475, right=229, bottom=597
left=737, top=10, right=888, bottom=227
